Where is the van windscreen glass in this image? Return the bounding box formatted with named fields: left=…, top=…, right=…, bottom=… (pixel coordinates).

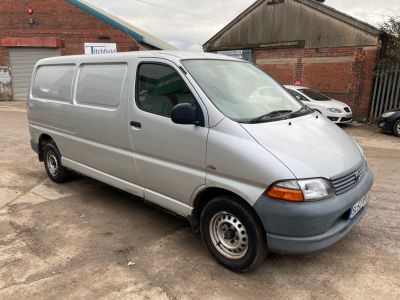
left=182, top=60, right=307, bottom=123
left=32, top=65, right=75, bottom=101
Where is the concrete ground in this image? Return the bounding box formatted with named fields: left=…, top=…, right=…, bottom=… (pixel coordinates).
left=0, top=102, right=399, bottom=300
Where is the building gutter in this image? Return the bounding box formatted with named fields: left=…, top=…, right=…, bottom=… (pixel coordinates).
left=66, top=0, right=177, bottom=50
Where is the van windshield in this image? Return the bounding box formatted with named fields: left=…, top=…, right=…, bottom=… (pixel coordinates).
left=182, top=60, right=307, bottom=123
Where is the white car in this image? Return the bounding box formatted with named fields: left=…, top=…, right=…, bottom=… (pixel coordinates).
left=285, top=85, right=352, bottom=124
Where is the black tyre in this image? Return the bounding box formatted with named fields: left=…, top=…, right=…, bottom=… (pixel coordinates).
left=200, top=195, right=268, bottom=272
left=42, top=143, right=71, bottom=183
left=394, top=119, right=400, bottom=137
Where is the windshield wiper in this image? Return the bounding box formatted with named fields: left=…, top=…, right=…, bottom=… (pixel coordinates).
left=286, top=106, right=312, bottom=118
left=248, top=110, right=293, bottom=123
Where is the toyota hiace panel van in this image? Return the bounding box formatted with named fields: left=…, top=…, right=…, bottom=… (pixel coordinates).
left=28, top=51, right=373, bottom=271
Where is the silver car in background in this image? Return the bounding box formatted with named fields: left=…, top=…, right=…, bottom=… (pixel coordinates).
left=27, top=51, right=373, bottom=271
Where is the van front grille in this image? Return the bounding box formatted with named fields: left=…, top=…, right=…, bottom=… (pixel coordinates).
left=331, top=161, right=367, bottom=195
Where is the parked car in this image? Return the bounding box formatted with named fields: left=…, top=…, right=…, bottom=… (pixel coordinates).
left=27, top=52, right=373, bottom=271
left=379, top=108, right=400, bottom=137
left=285, top=85, right=353, bottom=124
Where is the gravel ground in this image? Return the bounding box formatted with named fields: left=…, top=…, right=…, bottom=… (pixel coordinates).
left=0, top=102, right=399, bottom=300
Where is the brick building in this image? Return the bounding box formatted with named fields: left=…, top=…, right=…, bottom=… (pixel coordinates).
left=0, top=0, right=175, bottom=101
left=203, top=0, right=384, bottom=121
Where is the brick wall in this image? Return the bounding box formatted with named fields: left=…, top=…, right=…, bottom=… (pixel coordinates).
left=254, top=46, right=380, bottom=121
left=0, top=0, right=144, bottom=66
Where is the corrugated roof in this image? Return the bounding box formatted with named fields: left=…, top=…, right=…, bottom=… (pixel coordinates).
left=296, top=0, right=379, bottom=35
left=204, top=0, right=380, bottom=50
left=66, top=0, right=177, bottom=50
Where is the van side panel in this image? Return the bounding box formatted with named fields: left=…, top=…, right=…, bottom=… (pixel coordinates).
left=28, top=64, right=76, bottom=155
left=203, top=118, right=296, bottom=206
left=66, top=63, right=141, bottom=186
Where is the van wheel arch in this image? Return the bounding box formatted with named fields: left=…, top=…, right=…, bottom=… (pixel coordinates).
left=38, top=134, right=55, bottom=161
left=191, top=187, right=264, bottom=235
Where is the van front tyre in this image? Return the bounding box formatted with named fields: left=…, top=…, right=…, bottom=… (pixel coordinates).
left=43, top=143, right=71, bottom=183
left=200, top=196, right=268, bottom=272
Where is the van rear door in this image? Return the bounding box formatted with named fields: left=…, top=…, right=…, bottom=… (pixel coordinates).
left=129, top=59, right=208, bottom=216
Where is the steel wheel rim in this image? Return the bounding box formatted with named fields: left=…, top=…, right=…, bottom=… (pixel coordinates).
left=209, top=211, right=249, bottom=259
left=46, top=150, right=58, bottom=176
left=396, top=122, right=400, bottom=134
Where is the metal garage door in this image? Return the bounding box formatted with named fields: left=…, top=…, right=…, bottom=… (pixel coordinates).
left=9, top=48, right=61, bottom=101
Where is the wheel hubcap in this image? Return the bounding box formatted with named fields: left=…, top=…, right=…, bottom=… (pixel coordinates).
left=396, top=123, right=400, bottom=134
left=47, top=151, right=59, bottom=176
left=209, top=211, right=249, bottom=259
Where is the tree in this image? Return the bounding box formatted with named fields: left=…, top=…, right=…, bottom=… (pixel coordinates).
left=380, top=16, right=400, bottom=64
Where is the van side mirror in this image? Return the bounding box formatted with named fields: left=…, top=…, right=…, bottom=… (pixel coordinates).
left=171, top=103, right=197, bottom=126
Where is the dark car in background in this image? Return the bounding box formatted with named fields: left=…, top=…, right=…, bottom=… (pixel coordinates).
left=379, top=108, right=400, bottom=137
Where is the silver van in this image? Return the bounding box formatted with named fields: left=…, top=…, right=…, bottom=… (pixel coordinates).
left=28, top=51, right=373, bottom=271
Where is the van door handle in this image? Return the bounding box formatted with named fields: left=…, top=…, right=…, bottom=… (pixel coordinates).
left=130, top=121, right=142, bottom=129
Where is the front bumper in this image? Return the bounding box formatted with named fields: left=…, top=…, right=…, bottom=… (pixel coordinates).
left=327, top=113, right=352, bottom=123
left=378, top=117, right=395, bottom=132
left=253, top=168, right=373, bottom=254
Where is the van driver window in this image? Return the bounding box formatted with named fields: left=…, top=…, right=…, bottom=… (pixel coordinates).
left=137, top=63, right=197, bottom=117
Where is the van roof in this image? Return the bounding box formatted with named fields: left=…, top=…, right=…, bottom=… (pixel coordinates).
left=36, top=50, right=240, bottom=66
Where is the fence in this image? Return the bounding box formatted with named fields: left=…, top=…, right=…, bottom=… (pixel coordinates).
left=369, top=63, right=400, bottom=123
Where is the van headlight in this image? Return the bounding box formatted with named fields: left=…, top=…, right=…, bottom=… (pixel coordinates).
left=266, top=178, right=335, bottom=202
left=328, top=108, right=342, bottom=113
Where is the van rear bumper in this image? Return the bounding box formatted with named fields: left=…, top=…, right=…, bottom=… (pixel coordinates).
left=253, top=169, right=373, bottom=254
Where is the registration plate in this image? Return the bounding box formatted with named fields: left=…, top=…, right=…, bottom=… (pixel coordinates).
left=350, top=194, right=369, bottom=219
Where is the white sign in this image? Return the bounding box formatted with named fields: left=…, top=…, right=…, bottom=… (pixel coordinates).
left=216, top=49, right=253, bottom=62
left=217, top=50, right=243, bottom=59
left=84, top=43, right=117, bottom=55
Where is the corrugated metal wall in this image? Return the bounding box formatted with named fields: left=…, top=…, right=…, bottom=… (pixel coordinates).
left=204, top=0, right=378, bottom=51
left=370, top=64, right=400, bottom=123
left=9, top=48, right=60, bottom=100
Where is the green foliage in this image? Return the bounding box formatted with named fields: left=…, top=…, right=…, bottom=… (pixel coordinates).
left=380, top=16, right=400, bottom=64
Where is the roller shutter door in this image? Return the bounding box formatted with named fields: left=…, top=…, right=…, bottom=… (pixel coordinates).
left=9, top=48, right=61, bottom=101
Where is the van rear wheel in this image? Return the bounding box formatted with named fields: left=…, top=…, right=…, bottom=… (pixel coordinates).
left=200, top=196, right=267, bottom=272
left=43, top=143, right=71, bottom=183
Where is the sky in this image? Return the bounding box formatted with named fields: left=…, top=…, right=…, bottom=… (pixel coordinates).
left=85, top=0, right=400, bottom=51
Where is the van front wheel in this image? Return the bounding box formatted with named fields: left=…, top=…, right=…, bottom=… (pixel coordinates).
left=200, top=196, right=267, bottom=272
left=43, top=143, right=71, bottom=183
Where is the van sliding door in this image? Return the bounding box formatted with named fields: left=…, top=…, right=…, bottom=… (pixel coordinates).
left=70, top=62, right=142, bottom=196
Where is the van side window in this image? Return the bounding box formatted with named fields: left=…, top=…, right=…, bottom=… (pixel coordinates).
left=137, top=63, right=197, bottom=117
left=32, top=65, right=75, bottom=101
left=76, top=64, right=127, bottom=108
